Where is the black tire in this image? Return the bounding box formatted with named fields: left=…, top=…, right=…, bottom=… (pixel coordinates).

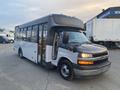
left=58, top=60, right=74, bottom=80
left=18, top=49, right=23, bottom=58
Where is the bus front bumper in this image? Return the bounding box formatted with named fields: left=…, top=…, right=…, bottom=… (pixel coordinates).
left=73, top=61, right=111, bottom=76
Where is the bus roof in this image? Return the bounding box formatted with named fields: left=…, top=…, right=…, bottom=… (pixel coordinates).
left=17, top=14, right=84, bottom=30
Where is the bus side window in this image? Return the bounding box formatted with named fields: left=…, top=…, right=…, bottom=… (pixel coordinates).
left=19, top=29, right=22, bottom=40
left=43, top=24, right=47, bottom=40
left=22, top=29, right=25, bottom=40
left=15, top=27, right=19, bottom=40
left=23, top=28, right=27, bottom=41
left=42, top=24, right=48, bottom=46
left=39, top=25, right=42, bottom=43
left=21, top=28, right=24, bottom=40
left=27, top=27, right=32, bottom=42
left=39, top=25, right=42, bottom=55
left=31, top=25, right=38, bottom=43
left=17, top=28, right=20, bottom=40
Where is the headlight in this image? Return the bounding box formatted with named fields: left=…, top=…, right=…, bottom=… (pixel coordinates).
left=80, top=53, right=93, bottom=58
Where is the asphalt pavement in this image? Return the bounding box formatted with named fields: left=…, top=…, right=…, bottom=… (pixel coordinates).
left=0, top=44, right=120, bottom=90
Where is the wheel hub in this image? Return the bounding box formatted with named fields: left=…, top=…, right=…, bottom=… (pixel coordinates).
left=61, top=64, right=70, bottom=77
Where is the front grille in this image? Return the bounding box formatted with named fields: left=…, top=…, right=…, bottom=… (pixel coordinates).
left=94, top=58, right=108, bottom=65
left=93, top=51, right=108, bottom=57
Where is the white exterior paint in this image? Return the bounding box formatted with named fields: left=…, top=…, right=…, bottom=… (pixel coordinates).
left=86, top=19, right=120, bottom=42
left=43, top=45, right=79, bottom=65
left=0, top=31, right=14, bottom=41
left=45, top=45, right=53, bottom=62
left=51, top=47, right=79, bottom=66
left=14, top=43, right=78, bottom=66
left=14, top=41, right=38, bottom=63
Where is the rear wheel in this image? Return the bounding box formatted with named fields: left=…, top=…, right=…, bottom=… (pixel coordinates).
left=59, top=60, right=74, bottom=80
left=18, top=49, right=23, bottom=58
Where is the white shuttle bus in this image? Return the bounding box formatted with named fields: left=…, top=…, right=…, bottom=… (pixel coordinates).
left=14, top=14, right=111, bottom=80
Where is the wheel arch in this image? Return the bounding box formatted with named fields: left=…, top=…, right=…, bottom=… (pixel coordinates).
left=57, top=57, right=72, bottom=67
left=57, top=57, right=75, bottom=80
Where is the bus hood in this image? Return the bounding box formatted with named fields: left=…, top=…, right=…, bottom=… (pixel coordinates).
left=76, top=43, right=107, bottom=54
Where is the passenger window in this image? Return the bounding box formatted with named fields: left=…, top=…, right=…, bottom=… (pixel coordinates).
left=15, top=28, right=18, bottom=40
left=15, top=27, right=19, bottom=40
left=23, top=28, right=27, bottom=41
left=19, top=29, right=23, bottom=40
left=39, top=25, right=42, bottom=43
left=21, top=29, right=24, bottom=40
left=42, top=24, right=48, bottom=47
left=27, top=27, right=32, bottom=41
left=43, top=24, right=47, bottom=38
left=31, top=25, right=38, bottom=43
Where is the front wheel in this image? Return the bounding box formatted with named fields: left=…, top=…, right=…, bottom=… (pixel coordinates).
left=59, top=60, right=74, bottom=80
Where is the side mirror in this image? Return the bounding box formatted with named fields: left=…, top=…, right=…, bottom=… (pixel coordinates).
left=63, top=32, right=69, bottom=44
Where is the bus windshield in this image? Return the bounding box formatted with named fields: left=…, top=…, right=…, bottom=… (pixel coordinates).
left=67, top=32, right=90, bottom=44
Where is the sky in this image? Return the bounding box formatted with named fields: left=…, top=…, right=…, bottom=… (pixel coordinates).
left=0, top=0, right=120, bottom=30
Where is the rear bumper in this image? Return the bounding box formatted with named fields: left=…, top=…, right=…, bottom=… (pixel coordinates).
left=73, top=61, right=111, bottom=76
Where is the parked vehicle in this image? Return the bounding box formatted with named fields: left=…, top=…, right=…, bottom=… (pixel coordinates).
left=85, top=7, right=120, bottom=48
left=86, top=19, right=120, bottom=47
left=14, top=14, right=111, bottom=80
left=6, top=34, right=14, bottom=43
left=0, top=33, right=14, bottom=43
left=0, top=36, right=10, bottom=43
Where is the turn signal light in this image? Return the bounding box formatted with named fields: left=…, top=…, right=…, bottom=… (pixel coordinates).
left=78, top=60, right=94, bottom=65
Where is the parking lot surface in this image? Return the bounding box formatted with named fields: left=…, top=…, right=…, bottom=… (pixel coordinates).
left=0, top=44, right=120, bottom=90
